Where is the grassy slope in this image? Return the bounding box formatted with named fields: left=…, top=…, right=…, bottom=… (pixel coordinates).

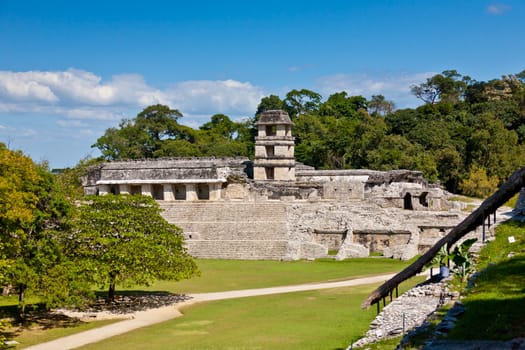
left=448, top=219, right=525, bottom=340
left=77, top=278, right=425, bottom=350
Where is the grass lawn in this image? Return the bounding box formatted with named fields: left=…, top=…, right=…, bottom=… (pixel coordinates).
left=77, top=277, right=425, bottom=350
left=11, top=319, right=122, bottom=349
left=120, top=257, right=416, bottom=294
left=447, top=219, right=525, bottom=340
left=2, top=258, right=419, bottom=349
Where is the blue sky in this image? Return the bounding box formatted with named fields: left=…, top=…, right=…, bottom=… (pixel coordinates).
left=1, top=0, right=524, bottom=169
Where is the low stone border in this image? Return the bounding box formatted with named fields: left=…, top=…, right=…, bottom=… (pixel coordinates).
left=349, top=277, right=459, bottom=349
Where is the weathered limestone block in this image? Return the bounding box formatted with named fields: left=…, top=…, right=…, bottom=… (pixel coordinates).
left=383, top=244, right=419, bottom=260
left=336, top=243, right=369, bottom=260
left=379, top=227, right=420, bottom=260
left=323, top=180, right=365, bottom=200
left=224, top=183, right=249, bottom=199
left=300, top=242, right=327, bottom=259
left=285, top=241, right=301, bottom=260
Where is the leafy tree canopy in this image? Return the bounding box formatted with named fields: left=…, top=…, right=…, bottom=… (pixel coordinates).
left=0, top=144, right=87, bottom=318
left=69, top=194, right=199, bottom=301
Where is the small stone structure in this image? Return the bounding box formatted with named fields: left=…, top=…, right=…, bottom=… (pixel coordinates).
left=83, top=110, right=466, bottom=260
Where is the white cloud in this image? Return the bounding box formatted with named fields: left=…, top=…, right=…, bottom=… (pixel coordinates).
left=0, top=69, right=265, bottom=122
left=316, top=71, right=436, bottom=108
left=0, top=71, right=59, bottom=102
left=56, top=119, right=90, bottom=128
left=166, top=79, right=265, bottom=117
left=487, top=3, right=511, bottom=15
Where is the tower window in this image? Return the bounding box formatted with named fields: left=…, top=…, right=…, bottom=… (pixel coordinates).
left=265, top=167, right=275, bottom=180
left=266, top=125, right=276, bottom=136
left=266, top=145, right=275, bottom=157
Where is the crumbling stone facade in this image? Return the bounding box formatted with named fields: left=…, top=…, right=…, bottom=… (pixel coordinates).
left=84, top=110, right=466, bottom=260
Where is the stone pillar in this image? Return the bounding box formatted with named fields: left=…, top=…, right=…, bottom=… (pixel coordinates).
left=141, top=184, right=153, bottom=197
left=185, top=184, right=199, bottom=201
left=99, top=184, right=110, bottom=195
left=163, top=184, right=175, bottom=201
left=209, top=183, right=222, bottom=201
left=119, top=184, right=130, bottom=195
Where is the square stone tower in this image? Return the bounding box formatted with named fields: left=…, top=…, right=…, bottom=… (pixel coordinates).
left=253, top=110, right=295, bottom=181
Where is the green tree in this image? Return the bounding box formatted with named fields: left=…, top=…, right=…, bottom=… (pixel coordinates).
left=200, top=114, right=238, bottom=140
left=70, top=194, right=198, bottom=301
left=411, top=70, right=468, bottom=105
left=293, top=113, right=331, bottom=168
left=283, top=89, right=322, bottom=119
left=93, top=105, right=186, bottom=160
left=467, top=112, right=524, bottom=182
left=460, top=165, right=498, bottom=198
left=320, top=92, right=367, bottom=118
left=136, top=105, right=183, bottom=143
left=0, top=144, right=85, bottom=318
left=368, top=95, right=395, bottom=116
left=255, top=95, right=284, bottom=116
left=366, top=135, right=438, bottom=181
left=92, top=119, right=151, bottom=160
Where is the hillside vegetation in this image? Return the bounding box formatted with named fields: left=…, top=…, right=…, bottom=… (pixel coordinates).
left=449, top=219, right=525, bottom=340
left=92, top=70, right=525, bottom=197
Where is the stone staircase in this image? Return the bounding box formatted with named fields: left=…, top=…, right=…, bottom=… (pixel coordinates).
left=159, top=201, right=290, bottom=260
left=184, top=240, right=289, bottom=260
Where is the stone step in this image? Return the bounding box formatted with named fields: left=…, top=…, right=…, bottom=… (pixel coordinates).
left=185, top=240, right=289, bottom=260
left=178, top=222, right=288, bottom=240
left=159, top=201, right=288, bottom=222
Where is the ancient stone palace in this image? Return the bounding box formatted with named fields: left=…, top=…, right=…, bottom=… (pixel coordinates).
left=83, top=110, right=466, bottom=260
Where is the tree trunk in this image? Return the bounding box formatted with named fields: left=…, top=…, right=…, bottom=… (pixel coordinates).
left=362, top=165, right=525, bottom=309
left=107, top=282, right=116, bottom=303
left=17, top=284, right=26, bottom=322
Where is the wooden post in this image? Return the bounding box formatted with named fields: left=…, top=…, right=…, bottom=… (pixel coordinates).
left=482, top=218, right=486, bottom=242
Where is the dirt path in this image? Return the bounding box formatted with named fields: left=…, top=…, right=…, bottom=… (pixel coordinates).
left=23, top=272, right=416, bottom=350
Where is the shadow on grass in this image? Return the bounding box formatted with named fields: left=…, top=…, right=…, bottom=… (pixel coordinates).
left=88, top=290, right=192, bottom=314
left=0, top=290, right=191, bottom=341
left=0, top=303, right=84, bottom=342
left=93, top=289, right=178, bottom=298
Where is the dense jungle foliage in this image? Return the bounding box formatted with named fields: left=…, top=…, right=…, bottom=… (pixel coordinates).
left=93, top=70, right=525, bottom=198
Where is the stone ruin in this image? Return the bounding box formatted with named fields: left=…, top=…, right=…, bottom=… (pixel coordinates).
left=83, top=110, right=467, bottom=260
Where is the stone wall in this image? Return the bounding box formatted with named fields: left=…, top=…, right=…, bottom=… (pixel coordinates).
left=83, top=157, right=249, bottom=188
left=284, top=202, right=465, bottom=261
left=83, top=157, right=468, bottom=261
left=159, top=199, right=466, bottom=261
left=159, top=201, right=290, bottom=260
